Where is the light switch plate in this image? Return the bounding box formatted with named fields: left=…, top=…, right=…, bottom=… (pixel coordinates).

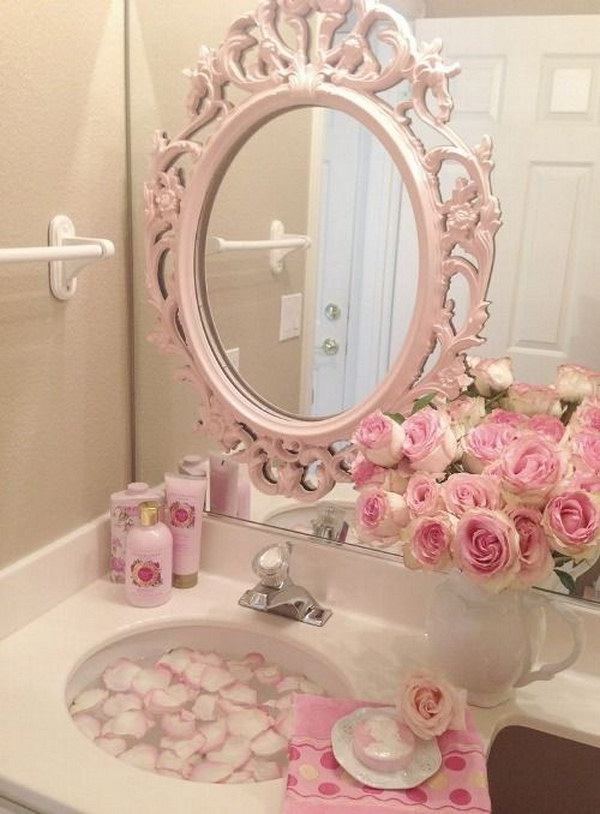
left=279, top=293, right=303, bottom=341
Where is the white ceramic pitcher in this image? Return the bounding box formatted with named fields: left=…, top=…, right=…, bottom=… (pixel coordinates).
left=426, top=571, right=584, bottom=708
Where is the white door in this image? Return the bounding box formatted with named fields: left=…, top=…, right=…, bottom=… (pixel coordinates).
left=416, top=15, right=600, bottom=384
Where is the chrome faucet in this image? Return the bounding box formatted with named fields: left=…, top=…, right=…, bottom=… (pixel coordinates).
left=238, top=542, right=332, bottom=627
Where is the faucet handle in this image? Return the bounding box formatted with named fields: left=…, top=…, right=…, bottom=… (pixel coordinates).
left=252, top=542, right=291, bottom=587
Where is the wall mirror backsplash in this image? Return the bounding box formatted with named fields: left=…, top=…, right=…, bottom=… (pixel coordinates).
left=131, top=0, right=600, bottom=604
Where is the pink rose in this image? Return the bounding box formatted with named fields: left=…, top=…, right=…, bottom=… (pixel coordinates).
left=542, top=491, right=600, bottom=561
left=571, top=431, right=600, bottom=475
left=403, top=513, right=454, bottom=571
left=403, top=407, right=457, bottom=474
left=446, top=395, right=486, bottom=440
left=405, top=473, right=441, bottom=516
left=353, top=411, right=405, bottom=467
left=440, top=473, right=501, bottom=515
left=462, top=423, right=521, bottom=474
left=508, top=507, right=554, bottom=588
left=502, top=383, right=562, bottom=417
left=555, top=364, right=600, bottom=402
left=486, top=409, right=530, bottom=428
left=529, top=414, right=565, bottom=444
left=355, top=487, right=409, bottom=547
left=492, top=434, right=569, bottom=507
left=453, top=509, right=520, bottom=591
left=572, top=397, right=600, bottom=433
left=397, top=669, right=466, bottom=740
left=467, top=356, right=514, bottom=397
left=571, top=471, right=600, bottom=493
left=351, top=453, right=388, bottom=490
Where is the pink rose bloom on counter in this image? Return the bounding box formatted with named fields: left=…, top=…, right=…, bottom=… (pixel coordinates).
left=403, top=407, right=457, bottom=474
left=350, top=453, right=388, bottom=490
left=502, top=382, right=562, bottom=417
left=508, top=507, right=554, bottom=588
left=572, top=397, right=600, bottom=433
left=485, top=408, right=530, bottom=428
left=467, top=355, right=514, bottom=397
left=555, top=364, right=600, bottom=403
left=491, top=434, right=569, bottom=507
left=462, top=422, right=520, bottom=474
left=355, top=487, right=409, bottom=546
left=397, top=668, right=466, bottom=740
left=529, top=414, right=566, bottom=444
left=445, top=395, right=486, bottom=440
left=403, top=513, right=454, bottom=572
left=542, top=491, right=600, bottom=561
left=453, top=509, right=520, bottom=592
left=353, top=410, right=405, bottom=467
left=405, top=473, right=441, bottom=516
left=441, top=473, right=501, bottom=515
left=571, top=431, right=600, bottom=475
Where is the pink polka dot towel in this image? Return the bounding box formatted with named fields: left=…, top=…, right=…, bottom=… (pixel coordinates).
left=283, top=694, right=490, bottom=814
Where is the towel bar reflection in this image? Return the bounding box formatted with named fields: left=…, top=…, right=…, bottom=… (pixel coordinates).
left=0, top=215, right=115, bottom=300
left=206, top=219, right=311, bottom=274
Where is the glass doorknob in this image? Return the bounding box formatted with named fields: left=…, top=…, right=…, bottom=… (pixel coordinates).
left=321, top=338, right=339, bottom=356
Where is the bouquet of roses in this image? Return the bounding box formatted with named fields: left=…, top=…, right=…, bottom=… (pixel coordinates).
left=351, top=358, right=600, bottom=593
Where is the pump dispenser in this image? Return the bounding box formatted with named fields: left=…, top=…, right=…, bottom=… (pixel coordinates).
left=125, top=501, right=173, bottom=607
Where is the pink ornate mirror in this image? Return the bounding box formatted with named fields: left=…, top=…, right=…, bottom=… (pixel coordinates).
left=144, top=0, right=501, bottom=500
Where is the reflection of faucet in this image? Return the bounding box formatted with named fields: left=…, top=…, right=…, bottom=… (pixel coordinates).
left=238, top=542, right=332, bottom=627
left=311, top=503, right=348, bottom=542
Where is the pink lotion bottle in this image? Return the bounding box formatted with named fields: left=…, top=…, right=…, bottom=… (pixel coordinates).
left=109, top=482, right=164, bottom=583
left=125, top=502, right=173, bottom=607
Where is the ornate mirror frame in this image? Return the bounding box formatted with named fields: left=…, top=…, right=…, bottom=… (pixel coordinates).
left=144, top=0, right=501, bottom=501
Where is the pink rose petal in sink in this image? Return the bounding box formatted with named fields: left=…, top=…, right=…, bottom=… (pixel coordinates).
left=247, top=757, right=282, bottom=781
left=95, top=736, right=127, bottom=757
left=226, top=708, right=271, bottom=740
left=102, top=710, right=153, bottom=739
left=102, top=658, right=141, bottom=692
left=155, top=648, right=194, bottom=677
left=191, top=693, right=218, bottom=721
left=157, top=749, right=185, bottom=773
left=144, top=684, right=190, bottom=714
left=160, top=732, right=207, bottom=761
left=299, top=678, right=325, bottom=695
left=254, top=665, right=282, bottom=686
left=274, top=708, right=294, bottom=740
left=226, top=661, right=254, bottom=683
left=191, top=651, right=225, bottom=667
left=208, top=735, right=252, bottom=769
left=131, top=667, right=171, bottom=696
left=217, top=699, right=248, bottom=716
left=102, top=692, right=143, bottom=718
left=119, top=744, right=158, bottom=772
left=182, top=661, right=207, bottom=689
left=73, top=713, right=102, bottom=740
left=219, top=682, right=257, bottom=707
left=251, top=728, right=288, bottom=758
left=241, top=653, right=266, bottom=670
left=199, top=666, right=235, bottom=693
left=276, top=675, right=302, bottom=694
left=160, top=710, right=197, bottom=740
left=188, top=760, right=233, bottom=784
left=198, top=719, right=228, bottom=752
left=69, top=688, right=109, bottom=716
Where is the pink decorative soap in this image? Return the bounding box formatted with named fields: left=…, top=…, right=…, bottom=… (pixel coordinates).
left=352, top=713, right=416, bottom=773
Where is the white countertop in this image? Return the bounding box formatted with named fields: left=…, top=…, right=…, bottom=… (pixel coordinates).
left=0, top=515, right=599, bottom=813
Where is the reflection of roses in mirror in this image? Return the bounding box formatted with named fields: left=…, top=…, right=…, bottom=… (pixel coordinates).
left=130, top=559, right=162, bottom=587
left=169, top=501, right=196, bottom=528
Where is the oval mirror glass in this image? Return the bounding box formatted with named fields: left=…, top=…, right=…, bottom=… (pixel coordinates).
left=202, top=107, right=418, bottom=419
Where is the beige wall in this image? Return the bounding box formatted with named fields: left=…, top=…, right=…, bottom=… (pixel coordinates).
left=0, top=1, right=130, bottom=568
left=129, top=1, right=312, bottom=484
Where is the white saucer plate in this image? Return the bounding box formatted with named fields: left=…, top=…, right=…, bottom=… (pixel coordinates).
left=331, top=706, right=442, bottom=790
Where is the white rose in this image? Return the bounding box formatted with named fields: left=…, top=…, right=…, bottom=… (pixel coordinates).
left=468, top=357, right=514, bottom=397
left=555, top=364, right=600, bottom=403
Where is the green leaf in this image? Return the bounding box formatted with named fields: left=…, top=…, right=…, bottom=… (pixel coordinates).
left=555, top=569, right=576, bottom=595
left=386, top=412, right=405, bottom=425
left=411, top=393, right=437, bottom=414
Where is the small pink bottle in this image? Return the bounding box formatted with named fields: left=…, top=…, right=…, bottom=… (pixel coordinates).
left=125, top=502, right=173, bottom=607
left=109, top=482, right=164, bottom=583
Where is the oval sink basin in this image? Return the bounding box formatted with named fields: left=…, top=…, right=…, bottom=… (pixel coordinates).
left=65, top=623, right=352, bottom=784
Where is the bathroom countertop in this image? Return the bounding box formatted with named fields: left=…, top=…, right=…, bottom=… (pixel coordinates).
left=0, top=516, right=599, bottom=813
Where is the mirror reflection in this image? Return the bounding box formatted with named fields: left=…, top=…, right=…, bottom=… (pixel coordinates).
left=203, top=107, right=417, bottom=418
